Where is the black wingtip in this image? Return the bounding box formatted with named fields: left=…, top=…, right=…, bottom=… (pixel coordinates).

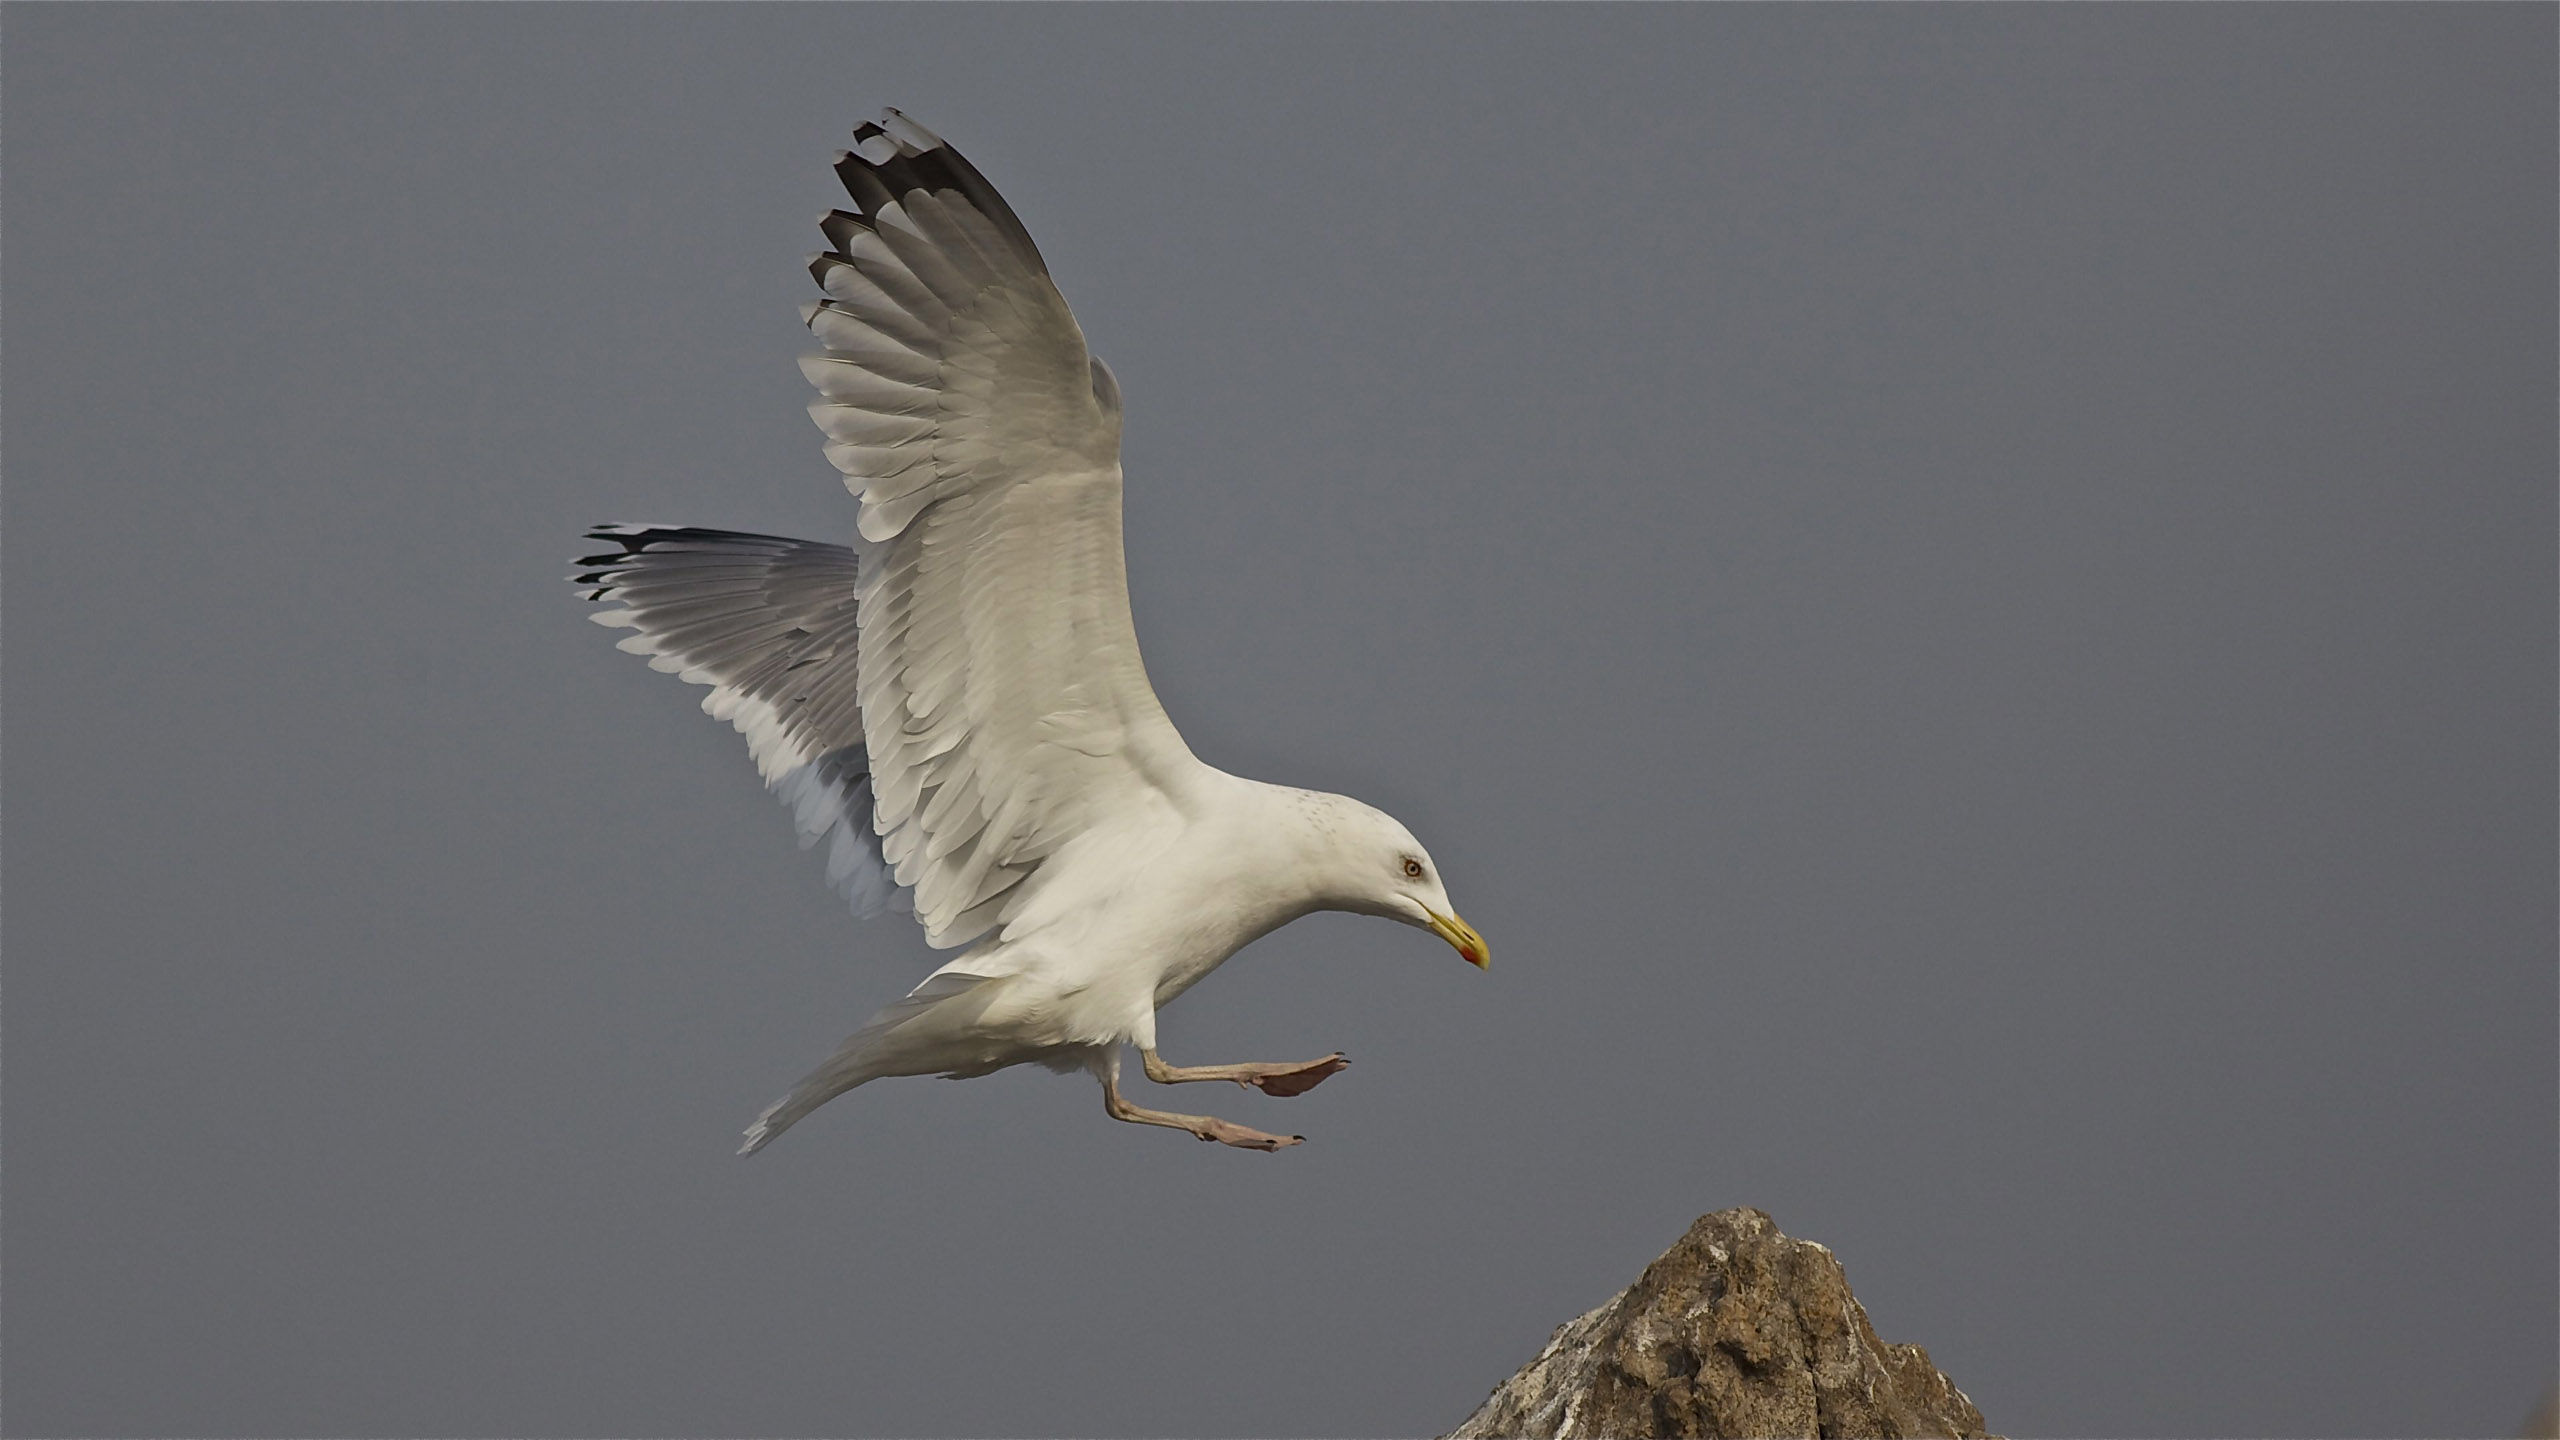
left=818, top=208, right=870, bottom=255
left=828, top=111, right=1049, bottom=277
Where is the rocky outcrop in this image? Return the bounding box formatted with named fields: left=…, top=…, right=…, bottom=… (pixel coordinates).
left=1448, top=1209, right=1994, bottom=1440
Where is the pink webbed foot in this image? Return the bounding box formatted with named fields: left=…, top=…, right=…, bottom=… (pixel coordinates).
left=1191, top=1117, right=1306, bottom=1151
left=1244, top=1053, right=1350, bottom=1098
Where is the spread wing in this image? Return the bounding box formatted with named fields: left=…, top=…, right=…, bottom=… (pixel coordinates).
left=806, top=111, right=1197, bottom=949
left=574, top=525, right=906, bottom=919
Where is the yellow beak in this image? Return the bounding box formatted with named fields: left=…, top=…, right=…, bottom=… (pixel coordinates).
left=1426, top=909, right=1489, bottom=968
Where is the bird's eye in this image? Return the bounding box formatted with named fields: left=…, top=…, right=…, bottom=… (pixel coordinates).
left=1402, top=857, right=1424, bottom=879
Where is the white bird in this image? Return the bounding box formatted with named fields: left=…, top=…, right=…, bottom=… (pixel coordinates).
left=574, top=110, right=1486, bottom=1156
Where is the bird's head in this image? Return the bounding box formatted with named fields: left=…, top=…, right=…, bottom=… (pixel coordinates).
left=1312, top=796, right=1488, bottom=969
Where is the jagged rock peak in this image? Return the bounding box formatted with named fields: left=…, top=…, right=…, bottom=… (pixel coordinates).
left=1447, top=1208, right=1995, bottom=1440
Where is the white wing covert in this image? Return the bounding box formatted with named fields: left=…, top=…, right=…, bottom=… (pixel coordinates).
left=807, top=111, right=1196, bottom=950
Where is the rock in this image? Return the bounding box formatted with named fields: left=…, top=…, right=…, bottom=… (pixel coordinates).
left=1447, top=1209, right=1995, bottom=1440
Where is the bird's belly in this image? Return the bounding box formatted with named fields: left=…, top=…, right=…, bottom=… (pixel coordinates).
left=980, top=839, right=1304, bottom=1039
left=1150, top=947, right=1230, bottom=1009
left=1142, top=900, right=1294, bottom=1009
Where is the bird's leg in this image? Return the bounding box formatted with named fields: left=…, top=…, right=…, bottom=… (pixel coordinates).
left=1140, top=1046, right=1350, bottom=1098
left=1098, top=1056, right=1303, bottom=1152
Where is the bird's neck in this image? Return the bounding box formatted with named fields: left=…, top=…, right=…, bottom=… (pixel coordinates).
left=1207, top=779, right=1376, bottom=921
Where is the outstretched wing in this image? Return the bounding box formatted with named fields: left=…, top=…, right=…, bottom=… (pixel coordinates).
left=806, top=111, right=1198, bottom=949
left=574, top=525, right=906, bottom=919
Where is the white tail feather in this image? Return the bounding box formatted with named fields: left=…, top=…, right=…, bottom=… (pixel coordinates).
left=737, top=971, right=1013, bottom=1155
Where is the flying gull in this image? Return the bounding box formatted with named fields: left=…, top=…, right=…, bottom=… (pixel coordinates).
left=573, top=110, right=1486, bottom=1155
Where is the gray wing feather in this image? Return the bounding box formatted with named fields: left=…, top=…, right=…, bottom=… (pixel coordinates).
left=572, top=525, right=906, bottom=918
left=796, top=111, right=1193, bottom=952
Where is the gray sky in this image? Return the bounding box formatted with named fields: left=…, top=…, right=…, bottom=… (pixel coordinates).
left=5, top=5, right=2552, bottom=1437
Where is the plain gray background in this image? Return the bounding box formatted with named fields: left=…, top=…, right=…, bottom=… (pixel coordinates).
left=5, top=5, right=2552, bottom=1437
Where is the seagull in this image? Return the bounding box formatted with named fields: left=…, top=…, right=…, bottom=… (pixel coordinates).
left=573, top=110, right=1485, bottom=1157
